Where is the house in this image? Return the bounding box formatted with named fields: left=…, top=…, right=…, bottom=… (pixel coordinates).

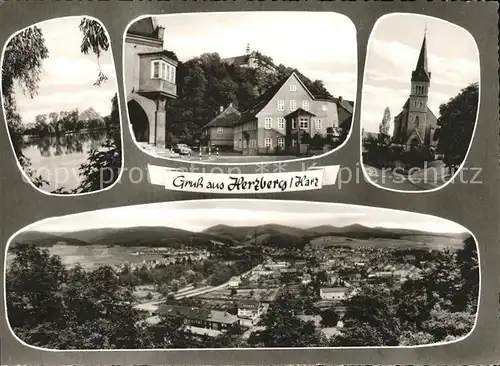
left=233, top=72, right=351, bottom=155
left=222, top=44, right=278, bottom=74
left=154, top=304, right=240, bottom=331
left=237, top=299, right=263, bottom=326
left=201, top=104, right=241, bottom=150
left=228, top=276, right=241, bottom=288
left=320, top=287, right=349, bottom=301
left=124, top=17, right=178, bottom=148
left=392, top=32, right=439, bottom=151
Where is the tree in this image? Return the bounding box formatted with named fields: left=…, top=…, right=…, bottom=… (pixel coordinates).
left=320, top=308, right=340, bottom=327
left=436, top=82, right=479, bottom=171
left=379, top=106, right=391, bottom=136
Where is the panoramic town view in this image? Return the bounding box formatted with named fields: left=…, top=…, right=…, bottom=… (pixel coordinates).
left=124, top=13, right=356, bottom=163
left=361, top=15, right=479, bottom=191
left=2, top=17, right=121, bottom=194
left=6, top=201, right=479, bottom=349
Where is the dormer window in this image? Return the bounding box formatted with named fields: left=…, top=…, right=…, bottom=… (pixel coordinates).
left=151, top=60, right=176, bottom=83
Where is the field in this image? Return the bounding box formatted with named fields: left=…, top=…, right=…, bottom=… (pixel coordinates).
left=308, top=235, right=464, bottom=251
left=6, top=244, right=166, bottom=269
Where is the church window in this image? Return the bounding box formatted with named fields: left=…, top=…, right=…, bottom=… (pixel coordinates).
left=415, top=116, right=420, bottom=128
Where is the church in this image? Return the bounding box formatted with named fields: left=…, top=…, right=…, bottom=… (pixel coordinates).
left=392, top=32, right=439, bottom=151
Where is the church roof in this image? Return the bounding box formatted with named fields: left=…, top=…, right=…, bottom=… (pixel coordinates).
left=128, top=18, right=159, bottom=39
left=411, top=34, right=431, bottom=82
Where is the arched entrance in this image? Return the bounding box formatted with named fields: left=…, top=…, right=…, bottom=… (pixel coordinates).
left=407, top=136, right=420, bottom=151
left=128, top=100, right=149, bottom=142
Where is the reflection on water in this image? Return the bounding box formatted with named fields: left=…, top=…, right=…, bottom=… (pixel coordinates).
left=20, top=130, right=108, bottom=191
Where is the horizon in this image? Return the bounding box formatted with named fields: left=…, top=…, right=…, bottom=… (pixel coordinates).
left=22, top=222, right=469, bottom=237
left=361, top=14, right=479, bottom=134
left=7, top=17, right=117, bottom=124
left=154, top=12, right=357, bottom=101
left=15, top=201, right=468, bottom=235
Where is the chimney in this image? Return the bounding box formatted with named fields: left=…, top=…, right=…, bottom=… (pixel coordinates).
left=338, top=96, right=343, bottom=103
left=229, top=102, right=233, bottom=107
left=156, top=26, right=165, bottom=41
left=220, top=106, right=224, bottom=113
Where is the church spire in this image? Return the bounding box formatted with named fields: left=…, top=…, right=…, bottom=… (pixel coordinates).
left=411, top=31, right=431, bottom=82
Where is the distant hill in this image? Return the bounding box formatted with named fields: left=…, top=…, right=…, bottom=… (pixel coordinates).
left=11, top=231, right=90, bottom=247
left=10, top=223, right=471, bottom=250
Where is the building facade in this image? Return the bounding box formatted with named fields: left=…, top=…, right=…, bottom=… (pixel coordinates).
left=320, top=287, right=349, bottom=301
left=233, top=72, right=344, bottom=155
left=125, top=17, right=178, bottom=148
left=392, top=33, right=439, bottom=151
left=201, top=104, right=241, bottom=150
left=222, top=44, right=278, bottom=74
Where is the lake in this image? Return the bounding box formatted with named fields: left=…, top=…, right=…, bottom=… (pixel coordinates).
left=20, top=130, right=108, bottom=191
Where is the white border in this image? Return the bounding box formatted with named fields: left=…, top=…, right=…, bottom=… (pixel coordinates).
left=122, top=12, right=358, bottom=166
left=3, top=199, right=481, bottom=352
left=359, top=12, right=481, bottom=194
left=0, top=15, right=125, bottom=197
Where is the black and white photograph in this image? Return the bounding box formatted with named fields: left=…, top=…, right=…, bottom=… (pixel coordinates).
left=6, top=200, right=479, bottom=350
left=1, top=16, right=122, bottom=194
left=361, top=14, right=480, bottom=191
left=124, top=13, right=356, bottom=163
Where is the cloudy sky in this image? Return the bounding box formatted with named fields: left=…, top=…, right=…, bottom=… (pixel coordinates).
left=154, top=12, right=357, bottom=102
left=362, top=14, right=479, bottom=133
left=8, top=17, right=117, bottom=124
left=27, top=200, right=466, bottom=234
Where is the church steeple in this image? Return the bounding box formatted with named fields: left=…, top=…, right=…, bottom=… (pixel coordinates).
left=411, top=31, right=431, bottom=82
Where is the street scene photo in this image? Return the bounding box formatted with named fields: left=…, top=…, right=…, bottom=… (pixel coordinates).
left=6, top=200, right=479, bottom=349
left=124, top=13, right=356, bottom=163
left=361, top=14, right=479, bottom=191
left=1, top=17, right=122, bottom=194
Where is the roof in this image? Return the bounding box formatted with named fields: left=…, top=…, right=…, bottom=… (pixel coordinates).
left=336, top=98, right=354, bottom=114
left=321, top=287, right=349, bottom=293
left=236, top=72, right=315, bottom=125
left=138, top=50, right=179, bottom=62
left=127, top=18, right=159, bottom=39
left=186, top=325, right=222, bottom=338
left=202, top=105, right=241, bottom=129
left=284, top=108, right=316, bottom=119
left=222, top=54, right=250, bottom=66
left=412, top=33, right=431, bottom=82
left=238, top=299, right=260, bottom=309
left=154, top=305, right=239, bottom=324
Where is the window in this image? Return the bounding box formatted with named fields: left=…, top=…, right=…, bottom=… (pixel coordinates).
left=277, top=100, right=284, bottom=111
left=292, top=118, right=297, bottom=129
left=217, top=127, right=223, bottom=134
left=290, top=84, right=297, bottom=91
left=151, top=60, right=176, bottom=83
left=277, top=118, right=285, bottom=129
left=278, top=137, right=284, bottom=147
left=152, top=61, right=160, bottom=78
left=299, top=117, right=308, bottom=129
left=264, top=118, right=272, bottom=129
left=292, top=139, right=296, bottom=147
left=415, top=116, right=420, bottom=128
left=302, top=100, right=309, bottom=111
left=315, top=118, right=322, bottom=130
left=290, top=100, right=297, bottom=111
left=265, top=137, right=272, bottom=147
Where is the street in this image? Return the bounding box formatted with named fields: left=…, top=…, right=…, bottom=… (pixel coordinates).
left=363, top=164, right=422, bottom=191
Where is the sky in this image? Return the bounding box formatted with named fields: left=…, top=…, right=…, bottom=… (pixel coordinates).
left=7, top=17, right=117, bottom=124
left=362, top=14, right=480, bottom=133
left=28, top=200, right=467, bottom=235
left=154, top=12, right=357, bottom=102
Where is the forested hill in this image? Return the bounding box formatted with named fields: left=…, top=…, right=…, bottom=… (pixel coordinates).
left=166, top=51, right=334, bottom=141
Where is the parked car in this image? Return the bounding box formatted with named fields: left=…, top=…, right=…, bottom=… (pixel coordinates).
left=175, top=143, right=192, bottom=155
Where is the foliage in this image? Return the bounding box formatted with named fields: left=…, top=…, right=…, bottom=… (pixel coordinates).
left=334, top=236, right=479, bottom=346
left=379, top=106, right=391, bottom=136
left=247, top=291, right=327, bottom=347
left=320, top=308, right=340, bottom=327
left=79, top=18, right=110, bottom=86
left=436, top=82, right=479, bottom=170
left=6, top=245, right=146, bottom=349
